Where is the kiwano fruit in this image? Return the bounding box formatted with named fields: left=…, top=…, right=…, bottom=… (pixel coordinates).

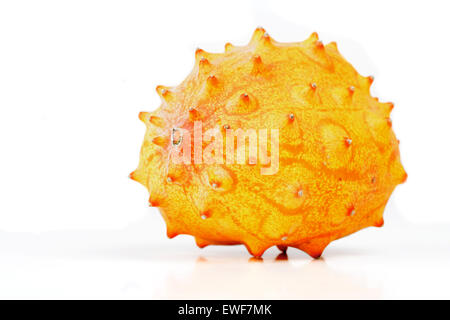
left=130, top=28, right=406, bottom=258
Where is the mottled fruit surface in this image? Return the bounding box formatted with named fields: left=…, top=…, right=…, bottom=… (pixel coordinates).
left=130, top=28, right=406, bottom=258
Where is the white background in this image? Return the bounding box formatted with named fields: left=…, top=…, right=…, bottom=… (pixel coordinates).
left=0, top=0, right=449, bottom=299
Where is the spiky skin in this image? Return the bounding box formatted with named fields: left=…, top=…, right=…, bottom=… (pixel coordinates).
left=130, top=28, right=406, bottom=258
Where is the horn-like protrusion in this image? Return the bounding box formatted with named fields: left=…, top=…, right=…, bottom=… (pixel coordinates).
left=388, top=102, right=394, bottom=111
left=197, top=57, right=212, bottom=75
left=194, top=49, right=212, bottom=75
left=224, top=91, right=259, bottom=115
left=347, top=206, right=356, bottom=217
left=244, top=240, right=270, bottom=258
left=166, top=227, right=179, bottom=239
left=315, top=40, right=324, bottom=49
left=344, top=137, right=353, bottom=147
left=195, top=48, right=205, bottom=59
left=149, top=115, right=164, bottom=127
left=149, top=194, right=161, bottom=207
left=294, top=237, right=330, bottom=259
left=199, top=57, right=210, bottom=67
left=152, top=136, right=169, bottom=148
left=224, top=42, right=234, bottom=52
left=195, top=47, right=218, bottom=62
left=156, top=85, right=173, bottom=102
left=326, top=41, right=338, bottom=51
left=379, top=102, right=394, bottom=115
left=240, top=92, right=250, bottom=104
left=250, top=27, right=274, bottom=49
left=374, top=218, right=384, bottom=228
left=188, top=107, right=201, bottom=121
left=402, top=172, right=408, bottom=183
left=300, top=33, right=334, bottom=71
left=387, top=117, right=392, bottom=127
left=200, top=166, right=234, bottom=192
left=195, top=237, right=212, bottom=248
left=348, top=86, right=355, bottom=96
left=198, top=74, right=220, bottom=97
left=251, top=55, right=263, bottom=75
left=131, top=29, right=405, bottom=260
left=200, top=210, right=212, bottom=220
left=206, top=74, right=219, bottom=88
left=306, top=32, right=319, bottom=44
left=166, top=163, right=189, bottom=184
left=288, top=113, right=295, bottom=122
left=130, top=169, right=145, bottom=185
left=138, top=111, right=150, bottom=123
left=249, top=26, right=266, bottom=44
left=359, top=75, right=374, bottom=91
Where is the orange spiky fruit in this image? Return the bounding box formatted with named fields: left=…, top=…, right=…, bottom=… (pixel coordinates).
left=130, top=28, right=406, bottom=258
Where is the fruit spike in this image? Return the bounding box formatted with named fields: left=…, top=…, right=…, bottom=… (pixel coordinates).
left=206, top=75, right=218, bottom=87
left=149, top=115, right=164, bottom=127
left=131, top=28, right=406, bottom=258
left=251, top=55, right=263, bottom=75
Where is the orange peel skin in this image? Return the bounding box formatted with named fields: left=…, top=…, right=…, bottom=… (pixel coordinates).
left=130, top=28, right=406, bottom=258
